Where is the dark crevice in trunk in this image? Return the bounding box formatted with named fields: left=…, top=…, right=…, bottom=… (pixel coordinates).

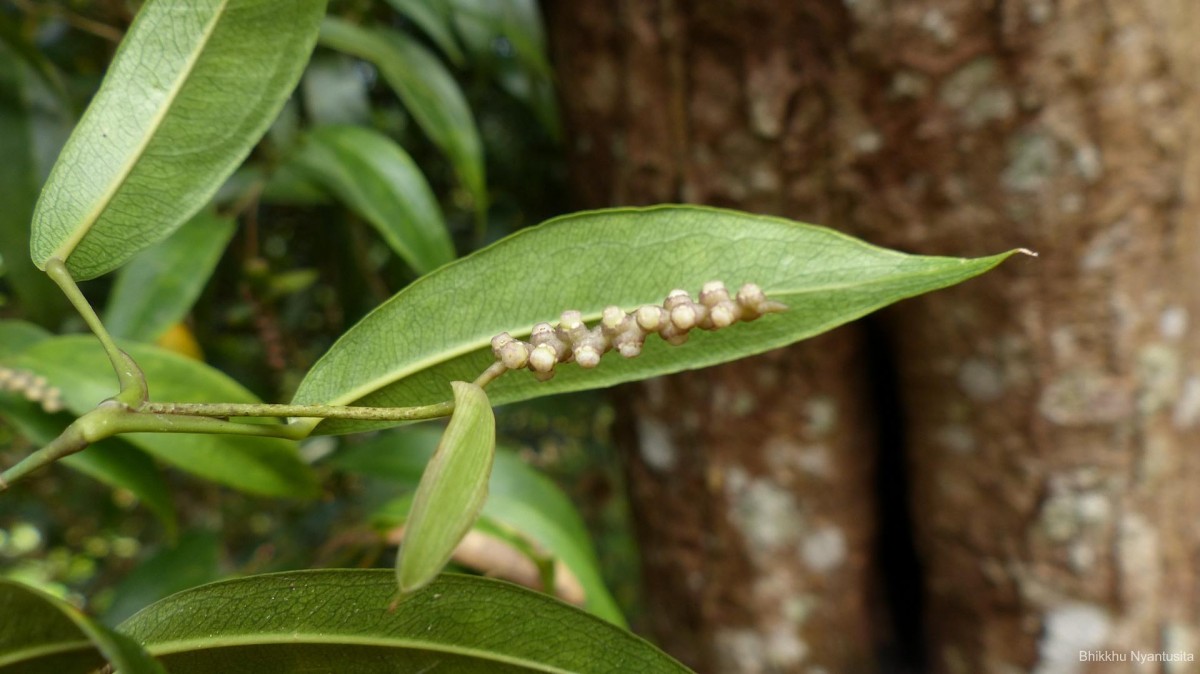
left=866, top=315, right=927, bottom=673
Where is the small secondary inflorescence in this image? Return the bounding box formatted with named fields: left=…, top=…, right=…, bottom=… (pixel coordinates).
left=489, top=281, right=786, bottom=381
left=0, top=367, right=64, bottom=413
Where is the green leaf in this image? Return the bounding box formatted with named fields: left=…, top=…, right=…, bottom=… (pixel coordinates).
left=0, top=395, right=177, bottom=535
left=7, top=336, right=318, bottom=498
left=119, top=570, right=691, bottom=673
left=30, top=0, right=327, bottom=280
left=0, top=40, right=70, bottom=327
left=104, top=209, right=236, bottom=343
left=333, top=427, right=625, bottom=624
left=383, top=0, right=465, bottom=65
left=0, top=319, right=50, bottom=360
left=396, top=381, right=495, bottom=593
left=319, top=17, right=487, bottom=215
left=290, top=125, right=455, bottom=274
left=293, top=205, right=1025, bottom=434
left=0, top=578, right=166, bottom=674
left=301, top=53, right=371, bottom=127
left=103, top=532, right=222, bottom=627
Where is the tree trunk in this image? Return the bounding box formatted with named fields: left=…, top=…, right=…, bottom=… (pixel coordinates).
left=549, top=1, right=1200, bottom=673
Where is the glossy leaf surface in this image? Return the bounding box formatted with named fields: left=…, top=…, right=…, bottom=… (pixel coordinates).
left=395, top=382, right=494, bottom=593
left=319, top=17, right=486, bottom=213
left=7, top=336, right=318, bottom=497
left=104, top=209, right=236, bottom=342
left=119, top=570, right=691, bottom=673
left=293, top=205, right=1025, bottom=434
left=30, top=0, right=326, bottom=280
left=291, top=125, right=454, bottom=274
left=0, top=579, right=165, bottom=674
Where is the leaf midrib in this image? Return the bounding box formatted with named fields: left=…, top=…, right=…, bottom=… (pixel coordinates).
left=52, top=0, right=232, bottom=262
left=0, top=640, right=97, bottom=667
left=144, top=634, right=576, bottom=673
left=311, top=257, right=984, bottom=409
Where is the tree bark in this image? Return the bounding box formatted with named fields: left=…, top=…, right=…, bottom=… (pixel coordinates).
left=549, top=3, right=888, bottom=672
left=549, top=1, right=1200, bottom=673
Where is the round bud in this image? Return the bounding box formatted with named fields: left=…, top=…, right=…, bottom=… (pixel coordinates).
left=664, top=289, right=691, bottom=310
left=710, top=301, right=738, bottom=328
left=499, top=341, right=530, bottom=369
left=575, top=345, right=601, bottom=368
left=491, top=332, right=515, bottom=358
left=601, top=306, right=626, bottom=330
left=559, top=310, right=584, bottom=332
left=41, top=392, right=63, bottom=414
left=699, top=281, right=730, bottom=307
left=529, top=344, right=558, bottom=373
left=530, top=322, right=556, bottom=343
left=635, top=305, right=664, bottom=331
left=617, top=341, right=643, bottom=358
left=670, top=303, right=697, bottom=331
left=737, top=283, right=766, bottom=310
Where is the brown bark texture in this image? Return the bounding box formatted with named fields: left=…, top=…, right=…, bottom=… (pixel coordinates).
left=548, top=1, right=1200, bottom=673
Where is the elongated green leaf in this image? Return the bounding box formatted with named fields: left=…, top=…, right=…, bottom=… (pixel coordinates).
left=0, top=579, right=166, bottom=674
left=384, top=0, right=465, bottom=64
left=397, top=381, right=494, bottom=593
left=0, top=395, right=177, bottom=534
left=0, top=319, right=49, bottom=359
left=104, top=209, right=236, bottom=342
left=333, top=427, right=624, bottom=624
left=290, top=125, right=455, bottom=274
left=293, top=205, right=1025, bottom=434
left=119, top=570, right=690, bottom=673
left=302, top=53, right=371, bottom=127
left=7, top=336, right=318, bottom=498
left=30, top=0, right=327, bottom=280
left=0, top=40, right=69, bottom=326
left=319, top=17, right=487, bottom=214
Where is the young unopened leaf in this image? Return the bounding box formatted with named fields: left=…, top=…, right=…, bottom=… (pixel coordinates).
left=118, top=570, right=691, bottom=673
left=30, top=0, right=326, bottom=280
left=290, top=125, right=455, bottom=274
left=319, top=17, right=487, bottom=215
left=0, top=579, right=166, bottom=674
left=7, top=336, right=318, bottom=498
left=333, top=427, right=624, bottom=624
left=396, top=382, right=495, bottom=593
left=293, top=205, right=1027, bottom=434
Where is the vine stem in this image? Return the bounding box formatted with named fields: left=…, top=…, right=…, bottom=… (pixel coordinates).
left=44, top=258, right=147, bottom=406
left=137, top=400, right=455, bottom=423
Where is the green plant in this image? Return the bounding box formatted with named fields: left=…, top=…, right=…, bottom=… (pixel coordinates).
left=0, top=1, right=1028, bottom=671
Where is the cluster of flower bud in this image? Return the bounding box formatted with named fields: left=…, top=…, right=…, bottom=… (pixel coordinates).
left=0, top=367, right=63, bottom=413
left=489, top=281, right=786, bottom=381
